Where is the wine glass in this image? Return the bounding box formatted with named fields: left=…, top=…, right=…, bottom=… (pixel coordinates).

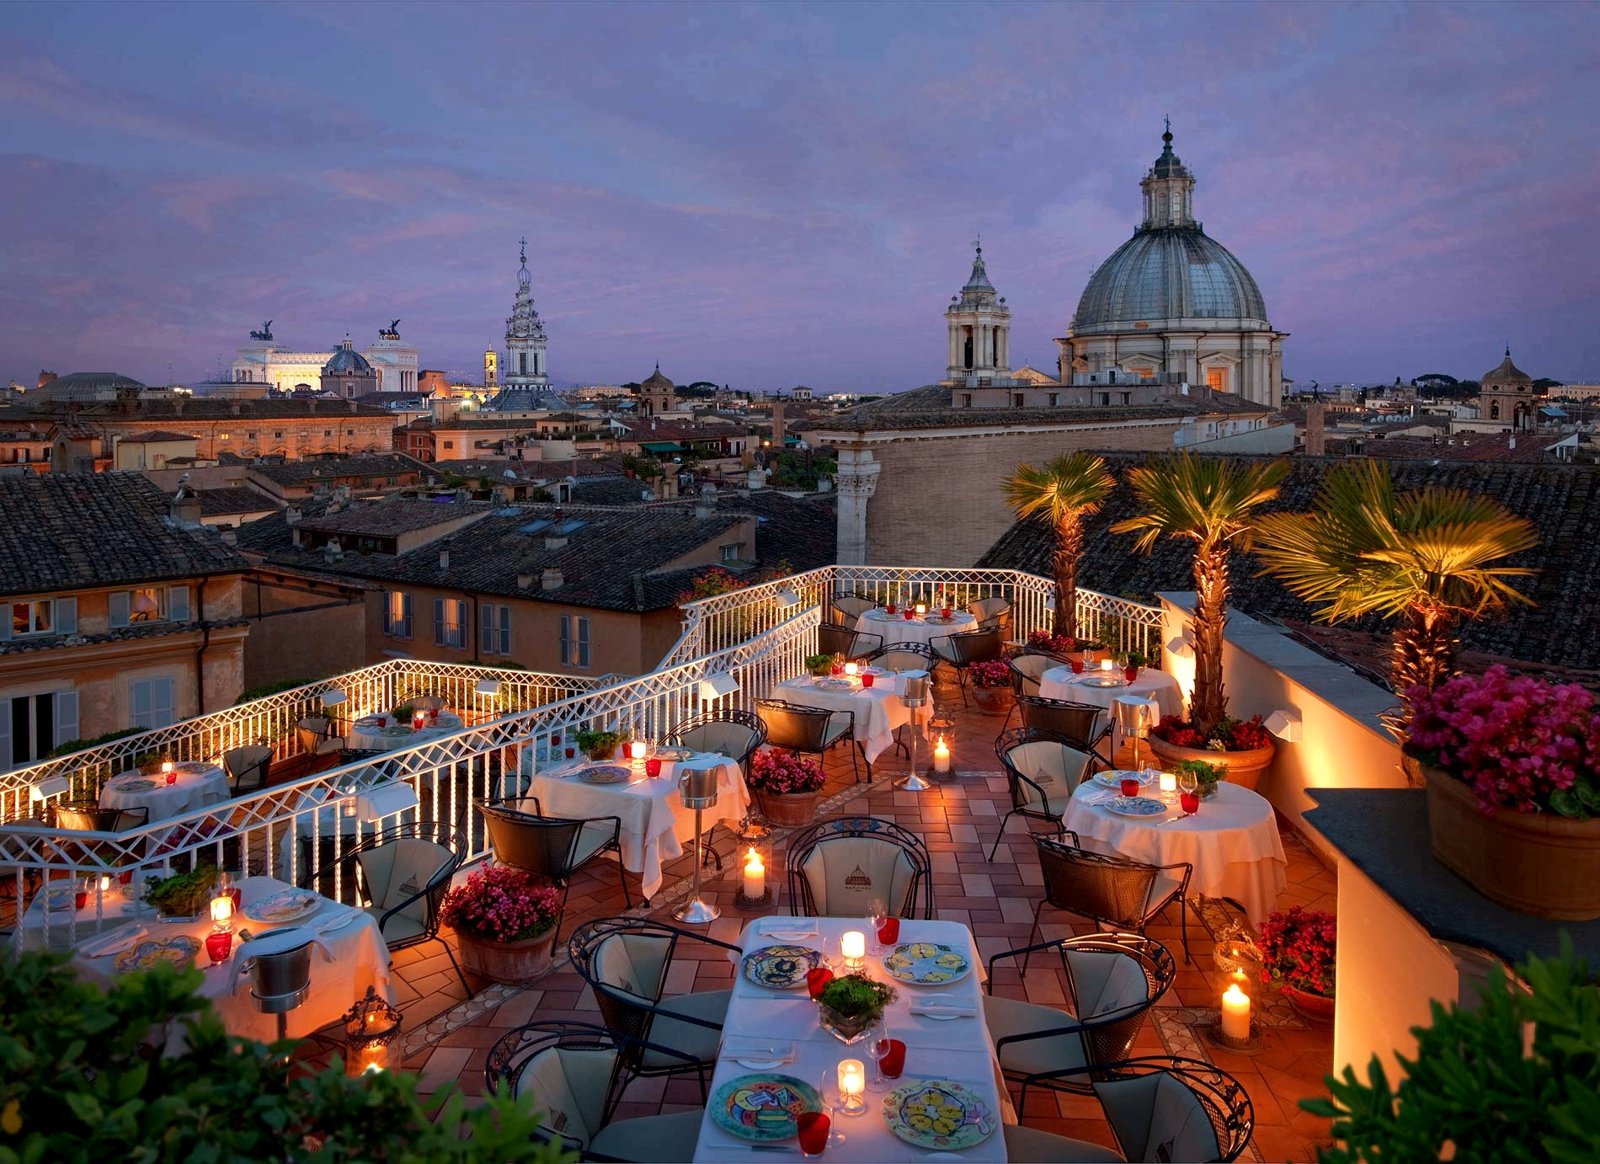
left=866, top=1019, right=895, bottom=1091
left=1178, top=770, right=1201, bottom=816
left=865, top=897, right=887, bottom=954
left=813, top=1068, right=847, bottom=1146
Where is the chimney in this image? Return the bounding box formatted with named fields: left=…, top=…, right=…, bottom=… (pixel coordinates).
left=454, top=487, right=469, bottom=503
left=517, top=571, right=533, bottom=590
left=542, top=568, right=563, bottom=590
left=544, top=535, right=568, bottom=550
left=694, top=500, right=714, bottom=520
left=772, top=399, right=786, bottom=448
left=219, top=529, right=237, bottom=545
left=285, top=505, right=302, bottom=526
left=231, top=399, right=242, bottom=416
left=324, top=536, right=342, bottom=558
left=348, top=399, right=358, bottom=413
left=1304, top=403, right=1326, bottom=457
left=438, top=549, right=450, bottom=571
left=170, top=492, right=202, bottom=528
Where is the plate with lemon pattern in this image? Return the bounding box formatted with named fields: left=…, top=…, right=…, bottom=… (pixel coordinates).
left=883, top=941, right=971, bottom=986
left=882, top=1079, right=994, bottom=1149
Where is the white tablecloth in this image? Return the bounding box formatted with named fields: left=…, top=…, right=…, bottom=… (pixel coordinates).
left=71, top=875, right=393, bottom=1043
left=347, top=711, right=465, bottom=752
left=524, top=755, right=748, bottom=900
left=1039, top=668, right=1183, bottom=751
left=1061, top=780, right=1287, bottom=924
left=100, top=762, right=230, bottom=821
left=856, top=609, right=978, bottom=651
left=693, top=916, right=1006, bottom=1162
left=772, top=675, right=915, bottom=763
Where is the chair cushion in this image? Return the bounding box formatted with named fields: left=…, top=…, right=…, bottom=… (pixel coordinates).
left=642, top=988, right=730, bottom=1068
left=572, top=820, right=616, bottom=867
left=589, top=1109, right=707, bottom=1162
left=983, top=995, right=1089, bottom=1080
left=1065, top=950, right=1151, bottom=1020
left=1009, top=741, right=1089, bottom=814
left=511, top=1045, right=614, bottom=1148
left=364, top=905, right=426, bottom=945
left=1094, top=1072, right=1220, bottom=1163
left=1144, top=870, right=1186, bottom=918
left=822, top=713, right=853, bottom=748
left=593, top=932, right=671, bottom=1003
left=798, top=838, right=916, bottom=918
left=679, top=722, right=758, bottom=763
left=1004, top=1124, right=1126, bottom=1163
left=358, top=838, right=451, bottom=931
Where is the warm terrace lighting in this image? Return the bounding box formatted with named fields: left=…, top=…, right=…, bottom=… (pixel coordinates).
left=210, top=893, right=234, bottom=928
left=933, top=736, right=951, bottom=773
left=776, top=590, right=801, bottom=609
left=1160, top=771, right=1178, bottom=794
left=840, top=930, right=866, bottom=967
left=1221, top=982, right=1252, bottom=1040
left=844, top=662, right=859, bottom=677
left=1265, top=709, right=1302, bottom=742
left=838, top=1059, right=866, bottom=1114
left=742, top=847, right=765, bottom=899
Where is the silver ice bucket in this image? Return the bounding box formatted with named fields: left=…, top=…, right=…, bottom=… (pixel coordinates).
left=244, top=942, right=313, bottom=1014
left=901, top=673, right=929, bottom=708
left=678, top=766, right=719, bottom=811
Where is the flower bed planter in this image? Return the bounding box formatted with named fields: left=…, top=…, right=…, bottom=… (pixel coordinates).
left=453, top=927, right=558, bottom=985
left=1284, top=985, right=1336, bottom=1023
left=1146, top=734, right=1274, bottom=793
left=971, top=686, right=1014, bottom=716
left=1420, top=758, right=1600, bottom=921
left=761, top=790, right=822, bottom=828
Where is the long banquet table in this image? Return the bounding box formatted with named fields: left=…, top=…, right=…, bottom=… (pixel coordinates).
left=693, top=915, right=1009, bottom=1162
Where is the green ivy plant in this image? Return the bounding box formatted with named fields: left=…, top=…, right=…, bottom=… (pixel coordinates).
left=1304, top=939, right=1600, bottom=1163
left=0, top=951, right=571, bottom=1163
left=817, top=973, right=897, bottom=1021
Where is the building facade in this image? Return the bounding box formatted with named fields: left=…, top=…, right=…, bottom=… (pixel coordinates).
left=231, top=322, right=418, bottom=394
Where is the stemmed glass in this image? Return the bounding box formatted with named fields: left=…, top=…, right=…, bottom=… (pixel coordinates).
left=1178, top=770, right=1201, bottom=816
left=866, top=1019, right=895, bottom=1091
left=865, top=897, right=887, bottom=955
left=812, top=1068, right=847, bottom=1147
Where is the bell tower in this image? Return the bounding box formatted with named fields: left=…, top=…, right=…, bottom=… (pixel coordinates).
left=944, top=242, right=1011, bottom=386
left=503, top=237, right=548, bottom=388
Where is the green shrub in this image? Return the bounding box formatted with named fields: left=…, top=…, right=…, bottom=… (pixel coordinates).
left=45, top=728, right=142, bottom=759
left=234, top=678, right=320, bottom=706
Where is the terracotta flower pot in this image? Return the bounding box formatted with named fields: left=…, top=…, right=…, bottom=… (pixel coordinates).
left=760, top=789, right=822, bottom=827
left=1146, top=734, right=1274, bottom=793
left=1419, top=756, right=1600, bottom=920
left=971, top=686, right=1014, bottom=717
left=1283, top=985, right=1336, bottom=1023
left=453, top=926, right=559, bottom=985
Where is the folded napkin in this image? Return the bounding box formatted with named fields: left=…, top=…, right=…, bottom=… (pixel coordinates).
left=723, top=1039, right=797, bottom=1065
left=311, top=910, right=359, bottom=935
left=759, top=926, right=817, bottom=941
left=909, top=1002, right=978, bottom=1018
left=78, top=925, right=147, bottom=958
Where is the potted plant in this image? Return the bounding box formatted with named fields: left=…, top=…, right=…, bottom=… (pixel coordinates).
left=1258, top=906, right=1336, bottom=1021
left=439, top=864, right=564, bottom=984
left=1117, top=650, right=1149, bottom=683
left=968, top=658, right=1015, bottom=716
left=1001, top=451, right=1116, bottom=639
left=143, top=866, right=218, bottom=920
left=816, top=972, right=897, bottom=1044
left=574, top=729, right=627, bottom=761
left=1148, top=714, right=1276, bottom=792
left=1406, top=666, right=1600, bottom=919
left=1024, top=630, right=1077, bottom=660
left=1174, top=757, right=1225, bottom=798
left=749, top=747, right=826, bottom=826
left=805, top=653, right=834, bottom=677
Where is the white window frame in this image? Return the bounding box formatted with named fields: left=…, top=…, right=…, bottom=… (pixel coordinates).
left=559, top=615, right=591, bottom=668
left=129, top=676, right=176, bottom=731
left=109, top=585, right=189, bottom=629
left=383, top=591, right=413, bottom=639
left=435, top=598, right=467, bottom=648
left=480, top=603, right=511, bottom=655
left=6, top=598, right=56, bottom=638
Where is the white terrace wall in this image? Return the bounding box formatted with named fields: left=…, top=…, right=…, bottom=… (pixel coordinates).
left=1157, top=592, right=1406, bottom=861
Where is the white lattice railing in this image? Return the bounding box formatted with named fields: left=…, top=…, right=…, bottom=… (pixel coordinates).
left=0, top=661, right=596, bottom=824
left=5, top=608, right=822, bottom=950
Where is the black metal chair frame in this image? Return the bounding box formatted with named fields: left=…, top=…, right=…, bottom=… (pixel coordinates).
left=866, top=641, right=936, bottom=671
left=785, top=815, right=935, bottom=920
left=757, top=698, right=869, bottom=783
left=669, top=708, right=769, bottom=868
left=832, top=593, right=877, bottom=624
left=1032, top=832, right=1194, bottom=963
left=478, top=796, right=631, bottom=939
left=568, top=917, right=742, bottom=1104
left=984, top=932, right=1176, bottom=1108
left=223, top=745, right=272, bottom=795
left=818, top=621, right=883, bottom=661
left=989, top=727, right=1086, bottom=860
left=1017, top=694, right=1116, bottom=770
left=1003, top=653, right=1059, bottom=729
left=929, top=626, right=1004, bottom=707
left=300, top=818, right=469, bottom=992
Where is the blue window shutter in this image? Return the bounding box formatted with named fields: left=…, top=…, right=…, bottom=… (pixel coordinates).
left=0, top=700, right=11, bottom=770
left=433, top=597, right=445, bottom=645
left=499, top=606, right=511, bottom=655
left=109, top=591, right=131, bottom=628
left=154, top=678, right=175, bottom=728
left=559, top=616, right=570, bottom=665
left=578, top=617, right=591, bottom=668
left=130, top=680, right=152, bottom=728
left=0, top=603, right=11, bottom=643
left=169, top=586, right=190, bottom=622
left=480, top=603, right=493, bottom=653
left=53, top=690, right=78, bottom=748
left=402, top=593, right=413, bottom=638
left=54, top=597, right=77, bottom=637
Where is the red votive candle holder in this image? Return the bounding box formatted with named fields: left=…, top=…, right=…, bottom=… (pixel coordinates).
left=645, top=757, right=663, bottom=779
left=941, top=607, right=952, bottom=620
left=74, top=884, right=89, bottom=910
left=797, top=1111, right=831, bottom=1157
left=806, top=966, right=834, bottom=999
left=885, top=602, right=896, bottom=615
left=861, top=672, right=875, bottom=689
left=1069, top=657, right=1084, bottom=674
left=879, top=1037, right=906, bottom=1079
left=550, top=732, right=561, bottom=746
left=204, top=930, right=233, bottom=966
left=1120, top=777, right=1141, bottom=798
left=1181, top=791, right=1201, bottom=815
left=876, top=916, right=900, bottom=946
left=830, top=661, right=843, bottom=676
left=165, top=771, right=178, bottom=785
left=903, top=608, right=914, bottom=621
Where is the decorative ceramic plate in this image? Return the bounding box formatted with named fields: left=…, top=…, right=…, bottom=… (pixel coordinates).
left=580, top=765, right=630, bottom=785
left=1102, top=795, right=1167, bottom=817
left=43, top=885, right=77, bottom=912
left=813, top=678, right=853, bottom=691
left=1077, top=675, right=1126, bottom=688
left=176, top=761, right=212, bottom=773
left=925, top=616, right=957, bottom=625
left=354, top=715, right=385, bottom=728
left=865, top=610, right=896, bottom=620
left=1093, top=769, right=1159, bottom=789
left=655, top=746, right=693, bottom=761
left=742, top=944, right=822, bottom=990
left=884, top=942, right=972, bottom=986
left=709, top=1074, right=821, bottom=1142
left=114, top=777, right=158, bottom=791
left=882, top=1079, right=996, bottom=1150
left=244, top=889, right=323, bottom=924
left=114, top=934, right=200, bottom=972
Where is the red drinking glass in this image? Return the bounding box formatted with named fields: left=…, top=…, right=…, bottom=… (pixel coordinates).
left=1120, top=777, right=1141, bottom=798
left=1069, top=658, right=1084, bottom=675
left=806, top=966, right=834, bottom=999
left=550, top=732, right=561, bottom=746
left=1181, top=791, right=1201, bottom=815
left=903, top=609, right=914, bottom=621
left=830, top=661, right=843, bottom=676
left=885, top=602, right=896, bottom=615
left=879, top=1037, right=906, bottom=1079
left=861, top=672, right=875, bottom=689
left=941, top=607, right=952, bottom=620
left=74, top=885, right=89, bottom=910
left=227, top=888, right=242, bottom=912
left=876, top=916, right=900, bottom=946
left=564, top=746, right=576, bottom=760
left=645, top=757, right=663, bottom=779
left=1123, top=666, right=1139, bottom=683
left=119, top=869, right=133, bottom=886
left=165, top=771, right=178, bottom=785
left=797, top=1111, right=830, bottom=1157
left=204, top=929, right=233, bottom=966
left=430, top=708, right=440, bottom=723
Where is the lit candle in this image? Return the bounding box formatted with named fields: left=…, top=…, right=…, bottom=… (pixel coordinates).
left=742, top=847, right=765, bottom=900
left=160, top=760, right=175, bottom=775
left=914, top=603, right=926, bottom=617
left=1159, top=771, right=1178, bottom=794
left=1221, top=982, right=1252, bottom=1041
left=843, top=661, right=859, bottom=678
left=933, top=737, right=951, bottom=774
left=838, top=1059, right=866, bottom=1113
left=210, top=893, right=234, bottom=928
left=342, top=796, right=359, bottom=818
left=1101, top=658, right=1114, bottom=673
left=840, top=930, right=866, bottom=967
left=99, top=874, right=112, bottom=893
left=629, top=740, right=648, bottom=762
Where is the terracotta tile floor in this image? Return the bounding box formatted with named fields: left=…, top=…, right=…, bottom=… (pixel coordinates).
left=297, top=681, right=1338, bottom=1162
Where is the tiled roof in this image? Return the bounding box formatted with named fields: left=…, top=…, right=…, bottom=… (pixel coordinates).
left=710, top=490, right=836, bottom=572
left=195, top=487, right=278, bottom=517
left=978, top=453, right=1600, bottom=674
left=297, top=497, right=490, bottom=537
left=68, top=399, right=394, bottom=421
left=1339, top=434, right=1566, bottom=464
left=573, top=478, right=655, bottom=506
left=247, top=454, right=430, bottom=486
left=0, top=472, right=249, bottom=597
left=620, top=420, right=742, bottom=442
left=0, top=616, right=250, bottom=658
left=117, top=430, right=197, bottom=443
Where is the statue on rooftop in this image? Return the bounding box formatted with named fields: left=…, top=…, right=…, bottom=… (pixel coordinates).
left=249, top=320, right=274, bottom=341
left=380, top=319, right=402, bottom=340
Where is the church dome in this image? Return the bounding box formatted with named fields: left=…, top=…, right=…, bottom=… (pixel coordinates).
left=32, top=371, right=146, bottom=402
left=322, top=338, right=372, bottom=375
left=1071, top=228, right=1268, bottom=331
left=640, top=364, right=673, bottom=391
left=1481, top=348, right=1532, bottom=384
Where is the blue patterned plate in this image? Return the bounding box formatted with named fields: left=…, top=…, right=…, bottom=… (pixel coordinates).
left=1093, top=769, right=1159, bottom=789
left=709, top=1074, right=821, bottom=1142
left=742, top=944, right=821, bottom=990
left=114, top=934, right=200, bottom=972
left=884, top=941, right=971, bottom=986
left=882, top=1079, right=995, bottom=1149
left=114, top=777, right=158, bottom=791
left=1103, top=795, right=1167, bottom=817
left=579, top=765, right=630, bottom=785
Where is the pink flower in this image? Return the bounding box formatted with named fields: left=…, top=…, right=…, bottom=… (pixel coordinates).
left=440, top=865, right=562, bottom=943
left=749, top=747, right=825, bottom=794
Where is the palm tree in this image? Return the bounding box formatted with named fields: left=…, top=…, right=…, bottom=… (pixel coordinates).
left=1111, top=453, right=1288, bottom=736
left=1252, top=459, right=1537, bottom=715
left=1001, top=452, right=1116, bottom=639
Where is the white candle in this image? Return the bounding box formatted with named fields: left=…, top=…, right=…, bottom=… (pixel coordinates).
left=160, top=760, right=175, bottom=775
left=742, top=847, right=765, bottom=900
left=844, top=662, right=859, bottom=678
left=838, top=1059, right=866, bottom=1113
left=914, top=603, right=926, bottom=617
left=840, top=930, right=866, bottom=966
left=933, top=737, right=951, bottom=774
left=1221, top=982, right=1252, bottom=1040
left=99, top=874, right=111, bottom=893
left=1101, top=658, right=1114, bottom=673
left=1159, top=771, right=1178, bottom=794
left=210, top=894, right=234, bottom=927
left=629, top=740, right=647, bottom=762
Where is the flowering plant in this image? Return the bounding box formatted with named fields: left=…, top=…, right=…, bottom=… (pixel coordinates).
left=1258, top=906, right=1336, bottom=997
left=1152, top=713, right=1272, bottom=752
left=439, top=865, right=562, bottom=944
left=969, top=659, right=1015, bottom=689
left=748, top=747, right=825, bottom=795
left=1407, top=666, right=1600, bottom=817
left=1026, top=630, right=1077, bottom=655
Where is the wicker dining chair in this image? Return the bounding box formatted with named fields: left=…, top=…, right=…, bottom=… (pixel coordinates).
left=929, top=626, right=1004, bottom=706
left=757, top=699, right=869, bottom=783
left=477, top=797, right=630, bottom=938
left=832, top=593, right=877, bottom=624
left=817, top=621, right=883, bottom=661
left=1032, top=833, right=1193, bottom=962
left=1018, top=695, right=1115, bottom=770
left=223, top=745, right=272, bottom=795
left=786, top=815, right=935, bottom=920
left=989, top=728, right=1091, bottom=860
left=1004, top=653, right=1058, bottom=728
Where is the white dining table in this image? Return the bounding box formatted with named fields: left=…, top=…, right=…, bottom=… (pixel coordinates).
left=523, top=754, right=749, bottom=900
left=1038, top=666, right=1184, bottom=751
left=772, top=674, right=918, bottom=763
left=347, top=711, right=466, bottom=752
left=855, top=609, right=978, bottom=651
left=100, top=762, right=231, bottom=822
left=1061, top=779, right=1287, bottom=924
left=693, top=915, right=1008, bottom=1162
left=71, top=874, right=393, bottom=1044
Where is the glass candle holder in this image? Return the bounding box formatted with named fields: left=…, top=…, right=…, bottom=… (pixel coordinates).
left=840, top=931, right=865, bottom=969
left=837, top=1059, right=867, bottom=1115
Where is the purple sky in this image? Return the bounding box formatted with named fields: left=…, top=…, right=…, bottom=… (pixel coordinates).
left=3, top=1, right=1597, bottom=392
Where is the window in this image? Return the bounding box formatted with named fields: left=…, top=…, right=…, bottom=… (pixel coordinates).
left=1205, top=368, right=1226, bottom=392
left=324, top=430, right=332, bottom=437
left=7, top=598, right=62, bottom=639
left=434, top=598, right=467, bottom=648
left=109, top=586, right=188, bottom=628
left=480, top=603, right=511, bottom=655
left=218, top=432, right=230, bottom=441
left=1098, top=393, right=1111, bottom=406
left=1048, top=393, right=1059, bottom=406
left=129, top=677, right=176, bottom=731
left=960, top=394, right=972, bottom=408
left=383, top=591, right=413, bottom=638
left=720, top=543, right=740, bottom=562
left=1, top=690, right=76, bottom=770
left=1013, top=393, right=1024, bottom=407
left=274, top=431, right=284, bottom=439
left=247, top=432, right=257, bottom=440
left=560, top=615, right=590, bottom=668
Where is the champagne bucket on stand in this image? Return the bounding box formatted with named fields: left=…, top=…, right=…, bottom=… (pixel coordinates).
left=673, top=759, right=722, bottom=924
left=678, top=766, right=719, bottom=810
left=897, top=671, right=933, bottom=791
